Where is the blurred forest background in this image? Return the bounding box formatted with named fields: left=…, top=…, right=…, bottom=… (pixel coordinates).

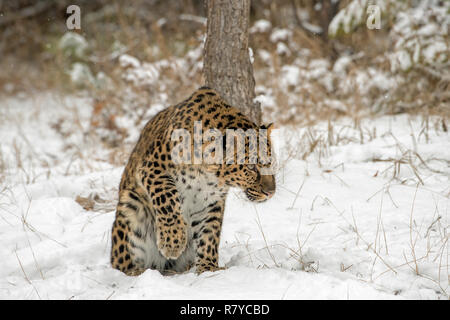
left=0, top=0, right=448, bottom=146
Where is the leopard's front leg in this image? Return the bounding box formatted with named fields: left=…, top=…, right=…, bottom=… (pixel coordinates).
left=194, top=200, right=225, bottom=274
left=146, top=173, right=188, bottom=260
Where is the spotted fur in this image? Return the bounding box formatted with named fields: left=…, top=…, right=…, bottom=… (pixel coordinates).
left=110, top=87, right=276, bottom=275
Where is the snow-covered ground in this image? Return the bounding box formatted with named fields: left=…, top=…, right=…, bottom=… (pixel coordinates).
left=0, top=93, right=448, bottom=300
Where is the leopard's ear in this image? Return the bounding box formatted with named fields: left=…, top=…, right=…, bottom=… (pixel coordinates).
left=262, top=123, right=276, bottom=136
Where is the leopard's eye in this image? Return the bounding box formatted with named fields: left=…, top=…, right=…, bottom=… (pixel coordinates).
left=247, top=164, right=257, bottom=171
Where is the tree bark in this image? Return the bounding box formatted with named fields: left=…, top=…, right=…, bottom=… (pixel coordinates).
left=203, top=0, right=261, bottom=124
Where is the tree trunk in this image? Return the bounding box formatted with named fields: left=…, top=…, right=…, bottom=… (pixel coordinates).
left=203, top=0, right=261, bottom=124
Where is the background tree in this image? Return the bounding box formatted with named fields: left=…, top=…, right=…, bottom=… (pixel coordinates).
left=203, top=0, right=261, bottom=124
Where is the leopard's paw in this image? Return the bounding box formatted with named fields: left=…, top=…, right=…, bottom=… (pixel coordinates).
left=195, top=265, right=226, bottom=275
left=125, top=268, right=146, bottom=277
left=157, top=221, right=187, bottom=260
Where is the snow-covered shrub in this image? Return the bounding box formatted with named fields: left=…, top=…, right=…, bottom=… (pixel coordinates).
left=328, top=0, right=390, bottom=37
left=58, top=32, right=90, bottom=60
left=325, top=0, right=449, bottom=114
left=58, top=32, right=113, bottom=89
left=389, top=1, right=449, bottom=72
left=330, top=0, right=448, bottom=73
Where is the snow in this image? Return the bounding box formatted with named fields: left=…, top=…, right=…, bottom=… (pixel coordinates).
left=392, top=50, right=412, bottom=72
left=257, top=49, right=272, bottom=65
left=69, top=62, right=96, bottom=86
left=270, top=28, right=292, bottom=43
left=333, top=56, right=352, bottom=75
left=278, top=60, right=335, bottom=92
left=254, top=93, right=276, bottom=111
left=280, top=65, right=301, bottom=87
left=249, top=47, right=254, bottom=64
left=308, top=59, right=330, bottom=80
left=423, top=42, right=447, bottom=64
left=119, top=54, right=141, bottom=68
left=276, top=42, right=290, bottom=56
left=0, top=93, right=448, bottom=300
left=250, top=20, right=272, bottom=34
left=301, top=22, right=322, bottom=35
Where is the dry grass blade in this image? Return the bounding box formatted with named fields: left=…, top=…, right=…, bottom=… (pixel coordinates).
left=409, top=183, right=420, bottom=275
left=253, top=204, right=280, bottom=268
left=14, top=248, right=42, bottom=300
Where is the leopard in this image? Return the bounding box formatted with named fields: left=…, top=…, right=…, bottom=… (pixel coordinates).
left=110, top=86, right=276, bottom=276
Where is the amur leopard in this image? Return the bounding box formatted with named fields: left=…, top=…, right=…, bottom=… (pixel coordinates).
left=110, top=86, right=276, bottom=276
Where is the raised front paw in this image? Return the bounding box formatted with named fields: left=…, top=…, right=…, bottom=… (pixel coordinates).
left=156, top=220, right=187, bottom=260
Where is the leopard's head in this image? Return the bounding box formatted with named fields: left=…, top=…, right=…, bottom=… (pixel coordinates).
left=218, top=123, right=276, bottom=202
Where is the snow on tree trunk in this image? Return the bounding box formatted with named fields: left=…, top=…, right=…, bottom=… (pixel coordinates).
left=203, top=0, right=261, bottom=124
